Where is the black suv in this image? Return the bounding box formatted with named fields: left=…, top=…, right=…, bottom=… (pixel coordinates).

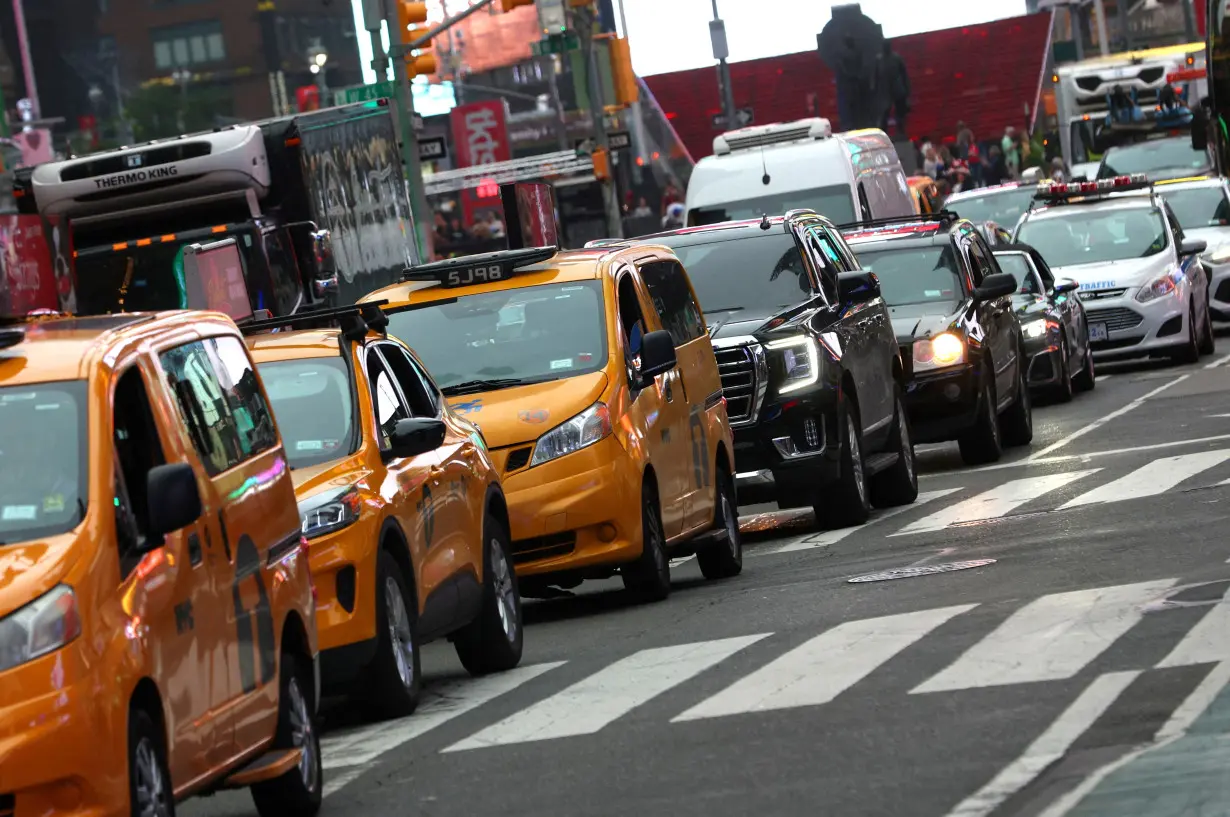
left=841, top=212, right=1033, bottom=465
left=621, top=210, right=917, bottom=528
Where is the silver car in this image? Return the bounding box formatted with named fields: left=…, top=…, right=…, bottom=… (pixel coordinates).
left=1154, top=175, right=1230, bottom=327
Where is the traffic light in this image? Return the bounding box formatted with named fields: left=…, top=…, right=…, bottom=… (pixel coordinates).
left=608, top=37, right=638, bottom=106
left=500, top=0, right=533, bottom=11
left=396, top=1, right=429, bottom=38
left=404, top=26, right=438, bottom=78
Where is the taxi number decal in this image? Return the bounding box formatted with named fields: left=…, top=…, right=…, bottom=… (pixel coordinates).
left=448, top=265, right=505, bottom=287
left=232, top=534, right=277, bottom=693
left=688, top=408, right=710, bottom=491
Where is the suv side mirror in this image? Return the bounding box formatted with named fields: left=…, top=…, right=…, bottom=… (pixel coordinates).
left=1052, top=278, right=1079, bottom=295
left=637, top=329, right=677, bottom=386
left=974, top=272, right=1017, bottom=302
left=147, top=463, right=203, bottom=546
left=388, top=417, right=447, bottom=460
left=837, top=270, right=881, bottom=306
left=1180, top=237, right=1208, bottom=256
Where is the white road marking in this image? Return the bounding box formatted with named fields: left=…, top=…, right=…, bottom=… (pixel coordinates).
left=1027, top=375, right=1190, bottom=460
left=894, top=471, right=1098, bottom=536
left=1059, top=449, right=1230, bottom=509
left=1156, top=584, right=1230, bottom=668
left=443, top=634, right=768, bottom=751
left=1204, top=351, right=1230, bottom=369
left=1038, top=661, right=1230, bottom=817
left=912, top=579, right=1176, bottom=693
left=1095, top=374, right=1112, bottom=382
left=922, top=433, right=1230, bottom=474
left=941, top=671, right=1140, bottom=817
left=669, top=555, right=695, bottom=567
left=673, top=605, right=976, bottom=721
left=763, top=489, right=962, bottom=555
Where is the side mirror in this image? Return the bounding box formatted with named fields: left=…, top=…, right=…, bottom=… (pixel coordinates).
left=311, top=229, right=337, bottom=275
left=312, top=273, right=339, bottom=299
left=1052, top=278, right=1079, bottom=295
left=837, top=270, right=881, bottom=306
left=637, top=329, right=677, bottom=386
left=147, top=463, right=203, bottom=545
left=388, top=417, right=446, bottom=460
left=1180, top=237, right=1208, bottom=256
left=974, top=272, right=1017, bottom=303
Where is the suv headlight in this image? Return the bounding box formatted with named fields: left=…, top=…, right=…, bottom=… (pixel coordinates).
left=766, top=335, right=820, bottom=394
left=0, top=585, right=82, bottom=673
left=531, top=402, right=612, bottom=467
left=913, top=332, right=966, bottom=372
left=299, top=485, right=362, bottom=540
left=1135, top=270, right=1178, bottom=303
left=1022, top=318, right=1050, bottom=339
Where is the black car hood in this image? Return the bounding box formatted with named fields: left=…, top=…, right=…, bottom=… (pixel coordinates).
left=888, top=302, right=962, bottom=345
left=706, top=298, right=826, bottom=341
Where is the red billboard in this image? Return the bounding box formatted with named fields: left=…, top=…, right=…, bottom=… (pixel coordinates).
left=0, top=215, right=63, bottom=315
left=450, top=99, right=511, bottom=227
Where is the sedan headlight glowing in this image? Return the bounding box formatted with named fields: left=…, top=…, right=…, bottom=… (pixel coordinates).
left=766, top=335, right=820, bottom=394
left=1135, top=270, right=1178, bottom=303
left=530, top=402, right=612, bottom=467
left=0, top=585, right=82, bottom=673
left=1022, top=318, right=1049, bottom=339
left=299, top=485, right=362, bottom=540
left=913, top=332, right=966, bottom=371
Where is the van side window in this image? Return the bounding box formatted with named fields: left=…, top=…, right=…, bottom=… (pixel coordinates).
left=639, top=260, right=706, bottom=346
left=112, top=366, right=167, bottom=574
left=616, top=273, right=648, bottom=383
left=366, top=348, right=411, bottom=448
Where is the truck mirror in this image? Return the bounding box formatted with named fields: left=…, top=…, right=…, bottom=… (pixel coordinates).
left=310, top=229, right=337, bottom=277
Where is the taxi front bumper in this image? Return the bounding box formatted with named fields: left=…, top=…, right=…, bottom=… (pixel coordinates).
left=1081, top=288, right=1190, bottom=360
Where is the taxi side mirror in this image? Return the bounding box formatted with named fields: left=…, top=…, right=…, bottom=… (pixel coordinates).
left=638, top=329, right=677, bottom=386
left=388, top=417, right=446, bottom=460
left=147, top=463, right=203, bottom=546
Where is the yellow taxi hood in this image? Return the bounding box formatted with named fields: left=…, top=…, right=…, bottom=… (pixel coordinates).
left=447, top=372, right=609, bottom=448
left=0, top=533, right=76, bottom=619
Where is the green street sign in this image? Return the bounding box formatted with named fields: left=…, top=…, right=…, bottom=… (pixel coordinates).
left=334, top=80, right=396, bottom=106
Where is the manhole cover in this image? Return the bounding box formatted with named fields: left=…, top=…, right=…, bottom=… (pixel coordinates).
left=847, top=559, right=997, bottom=584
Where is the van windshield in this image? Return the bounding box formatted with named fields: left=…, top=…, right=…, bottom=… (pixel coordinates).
left=258, top=356, right=359, bottom=469
left=687, top=185, right=856, bottom=227
left=0, top=381, right=88, bottom=544
left=385, top=281, right=608, bottom=396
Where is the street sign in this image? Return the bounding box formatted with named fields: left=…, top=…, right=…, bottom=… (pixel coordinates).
left=418, top=136, right=448, bottom=162
left=531, top=32, right=580, bottom=56
left=574, top=130, right=631, bottom=154
left=711, top=107, right=755, bottom=130
left=334, top=80, right=396, bottom=106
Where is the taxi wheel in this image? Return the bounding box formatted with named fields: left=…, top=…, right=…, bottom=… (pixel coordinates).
left=697, top=467, right=743, bottom=580
left=128, top=708, right=174, bottom=817
left=622, top=481, right=671, bottom=602
left=1173, top=302, right=1200, bottom=364
left=814, top=403, right=870, bottom=529
left=454, top=512, right=524, bottom=675
left=958, top=366, right=1002, bottom=465
left=1001, top=359, right=1034, bottom=448
left=251, top=656, right=322, bottom=817
left=367, top=550, right=422, bottom=719
left=869, top=390, right=918, bottom=509
left=1073, top=342, right=1096, bottom=393
left=1198, top=301, right=1216, bottom=356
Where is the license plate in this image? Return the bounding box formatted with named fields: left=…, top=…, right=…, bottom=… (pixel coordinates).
left=1089, top=322, right=1109, bottom=342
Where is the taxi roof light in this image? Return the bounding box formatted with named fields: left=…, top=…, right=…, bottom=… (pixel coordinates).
left=402, top=245, right=559, bottom=288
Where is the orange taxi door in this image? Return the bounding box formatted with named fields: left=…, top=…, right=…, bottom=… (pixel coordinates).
left=158, top=336, right=291, bottom=759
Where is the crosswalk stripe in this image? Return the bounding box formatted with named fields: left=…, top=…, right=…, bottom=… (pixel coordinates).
left=1155, top=583, right=1230, bottom=668
left=673, top=604, right=976, bottom=722
left=767, top=488, right=962, bottom=555
left=1059, top=450, right=1230, bottom=509
left=442, top=634, right=769, bottom=752
left=321, top=662, right=564, bottom=771
left=894, top=471, right=1100, bottom=536
left=912, top=579, right=1177, bottom=693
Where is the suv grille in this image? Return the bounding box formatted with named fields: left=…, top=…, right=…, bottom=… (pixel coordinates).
left=1077, top=288, right=1128, bottom=302
left=714, top=345, right=758, bottom=424
left=1085, top=306, right=1144, bottom=331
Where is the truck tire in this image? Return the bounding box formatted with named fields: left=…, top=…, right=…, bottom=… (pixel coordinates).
left=869, top=390, right=918, bottom=508
left=958, top=366, right=1002, bottom=465
left=814, top=402, right=870, bottom=528
left=454, top=512, right=524, bottom=675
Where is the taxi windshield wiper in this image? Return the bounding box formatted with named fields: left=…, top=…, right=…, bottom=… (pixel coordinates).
left=442, top=377, right=532, bottom=396
left=704, top=306, right=745, bottom=314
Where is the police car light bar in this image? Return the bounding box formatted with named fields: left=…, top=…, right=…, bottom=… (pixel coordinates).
left=1034, top=174, right=1151, bottom=200
left=402, top=246, right=558, bottom=289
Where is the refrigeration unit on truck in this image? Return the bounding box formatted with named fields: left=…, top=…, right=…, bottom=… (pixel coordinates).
left=13, top=100, right=415, bottom=319
left=1056, top=42, right=1208, bottom=171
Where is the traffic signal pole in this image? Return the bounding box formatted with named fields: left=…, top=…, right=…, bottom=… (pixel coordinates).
left=574, top=4, right=624, bottom=239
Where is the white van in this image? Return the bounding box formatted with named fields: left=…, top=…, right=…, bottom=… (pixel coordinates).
left=684, top=118, right=915, bottom=227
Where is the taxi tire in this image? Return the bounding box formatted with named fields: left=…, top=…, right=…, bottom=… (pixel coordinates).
left=958, top=366, right=1002, bottom=465
left=251, top=655, right=322, bottom=817
left=128, top=707, right=174, bottom=817
left=813, top=402, right=871, bottom=529
left=1173, top=302, right=1200, bottom=364
left=1073, top=342, right=1096, bottom=392
left=622, top=481, right=671, bottom=602
left=697, top=468, right=743, bottom=580
left=367, top=550, right=422, bottom=719
left=1000, top=360, right=1034, bottom=448
left=454, top=513, right=524, bottom=675
left=869, top=390, right=918, bottom=509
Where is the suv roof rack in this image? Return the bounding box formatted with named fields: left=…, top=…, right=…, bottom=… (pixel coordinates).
left=836, top=210, right=962, bottom=232
left=239, top=300, right=389, bottom=341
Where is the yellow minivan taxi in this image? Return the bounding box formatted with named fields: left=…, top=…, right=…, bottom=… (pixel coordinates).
left=360, top=245, right=741, bottom=601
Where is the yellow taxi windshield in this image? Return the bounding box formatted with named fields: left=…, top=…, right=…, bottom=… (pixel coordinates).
left=386, top=280, right=608, bottom=396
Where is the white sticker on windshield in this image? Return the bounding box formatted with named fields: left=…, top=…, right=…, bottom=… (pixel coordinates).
left=296, top=440, right=325, bottom=451
left=925, top=289, right=942, bottom=297
left=3, top=505, right=37, bottom=521
left=550, top=358, right=572, bottom=370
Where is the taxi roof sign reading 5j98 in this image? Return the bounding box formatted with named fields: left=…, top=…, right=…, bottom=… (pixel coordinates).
left=403, top=246, right=557, bottom=289
left=1034, top=173, right=1151, bottom=201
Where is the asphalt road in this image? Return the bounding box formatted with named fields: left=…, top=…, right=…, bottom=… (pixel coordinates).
left=190, top=340, right=1230, bottom=817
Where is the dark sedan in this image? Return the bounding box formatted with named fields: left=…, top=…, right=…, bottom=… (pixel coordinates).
left=992, top=243, right=1096, bottom=402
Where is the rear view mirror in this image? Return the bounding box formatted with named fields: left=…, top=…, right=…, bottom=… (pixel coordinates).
left=388, top=418, right=447, bottom=460
left=1052, top=278, right=1079, bottom=295
left=637, top=329, right=677, bottom=386
left=837, top=270, right=881, bottom=306
left=974, top=272, right=1017, bottom=302
left=1180, top=237, right=1208, bottom=256
left=147, top=463, right=203, bottom=546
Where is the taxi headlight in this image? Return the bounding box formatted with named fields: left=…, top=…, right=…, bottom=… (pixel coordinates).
left=1022, top=318, right=1049, bottom=339
left=0, top=585, right=82, bottom=673
left=530, top=402, right=612, bottom=467
left=913, top=332, right=966, bottom=372
left=1135, top=271, right=1178, bottom=303
left=766, top=335, right=820, bottom=394
left=299, top=485, right=361, bottom=540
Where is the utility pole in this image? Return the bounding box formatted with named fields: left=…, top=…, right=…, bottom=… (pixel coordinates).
left=11, top=0, right=39, bottom=119
left=575, top=3, right=623, bottom=238
left=710, top=0, right=736, bottom=130
left=612, top=0, right=645, bottom=185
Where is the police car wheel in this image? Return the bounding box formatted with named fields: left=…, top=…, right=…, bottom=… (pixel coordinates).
left=128, top=707, right=174, bottom=817
left=366, top=550, right=422, bottom=719
left=623, top=481, right=671, bottom=602
left=1198, top=301, right=1216, bottom=356
left=1001, top=359, right=1034, bottom=448
left=959, top=366, right=1003, bottom=465
left=870, top=389, right=919, bottom=509
left=814, top=401, right=871, bottom=529
left=251, top=657, right=323, bottom=817
left=454, top=512, right=524, bottom=675
left=697, top=467, right=743, bottom=580
left=1173, top=302, right=1200, bottom=364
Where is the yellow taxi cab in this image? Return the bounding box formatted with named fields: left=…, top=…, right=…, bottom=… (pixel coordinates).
left=907, top=175, right=941, bottom=214
left=242, top=302, right=522, bottom=718
left=0, top=311, right=321, bottom=817
left=360, top=242, right=742, bottom=603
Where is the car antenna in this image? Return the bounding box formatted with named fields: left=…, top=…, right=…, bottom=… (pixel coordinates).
left=760, top=213, right=771, bottom=230
left=760, top=146, right=771, bottom=186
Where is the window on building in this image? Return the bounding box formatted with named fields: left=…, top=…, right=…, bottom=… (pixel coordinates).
left=153, top=20, right=226, bottom=70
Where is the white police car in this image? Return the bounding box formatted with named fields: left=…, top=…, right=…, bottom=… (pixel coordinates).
left=1154, top=175, right=1230, bottom=327
left=1014, top=174, right=1215, bottom=363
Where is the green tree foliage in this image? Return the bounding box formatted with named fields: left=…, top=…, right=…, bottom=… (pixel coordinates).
left=125, top=83, right=235, bottom=141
